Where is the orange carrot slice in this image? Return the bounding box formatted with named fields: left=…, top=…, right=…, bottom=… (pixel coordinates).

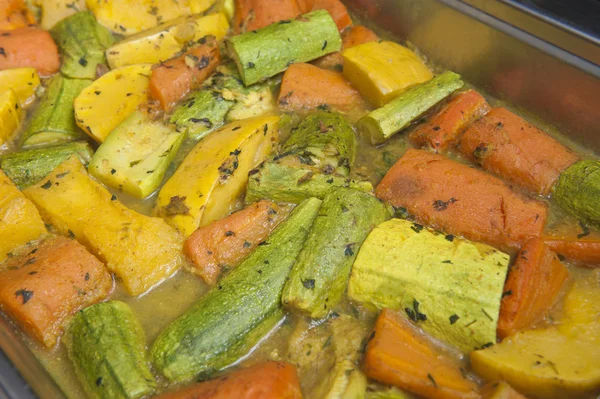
left=0, top=236, right=113, bottom=347
left=183, top=200, right=288, bottom=285
left=0, top=27, right=60, bottom=77
left=154, top=361, right=302, bottom=399
left=149, top=36, right=220, bottom=110
left=375, top=149, right=548, bottom=251
left=234, top=0, right=302, bottom=33
left=459, top=107, right=580, bottom=196
left=278, top=62, right=364, bottom=112
left=298, top=0, right=352, bottom=31
left=497, top=238, right=568, bottom=338
left=363, top=309, right=480, bottom=399
left=409, top=89, right=491, bottom=152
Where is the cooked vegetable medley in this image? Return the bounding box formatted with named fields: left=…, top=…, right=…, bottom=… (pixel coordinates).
left=0, top=1, right=599, bottom=398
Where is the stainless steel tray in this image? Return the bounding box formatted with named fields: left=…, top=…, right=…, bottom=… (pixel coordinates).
left=1, top=1, right=599, bottom=398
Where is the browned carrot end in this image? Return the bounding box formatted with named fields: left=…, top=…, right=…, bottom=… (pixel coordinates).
left=149, top=37, right=221, bottom=110
left=363, top=309, right=480, bottom=399
left=0, top=0, right=36, bottom=30
left=0, top=27, right=60, bottom=76
left=278, top=62, right=364, bottom=112
left=235, top=0, right=302, bottom=33
left=0, top=236, right=113, bottom=347
left=299, top=0, right=352, bottom=31
left=497, top=238, right=568, bottom=339
left=314, top=24, right=378, bottom=70
left=375, top=149, right=547, bottom=251
left=183, top=200, right=288, bottom=286
left=154, top=361, right=302, bottom=399
left=459, top=107, right=580, bottom=195
left=409, top=89, right=491, bottom=152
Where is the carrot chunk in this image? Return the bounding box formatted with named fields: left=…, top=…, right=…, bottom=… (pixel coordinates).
left=154, top=361, right=302, bottom=399
left=315, top=25, right=378, bottom=70
left=183, top=200, right=288, bottom=285
left=544, top=237, right=600, bottom=266
left=149, top=37, right=220, bottom=110
left=0, top=236, right=113, bottom=347
left=375, top=149, right=547, bottom=251
left=298, top=0, right=352, bottom=31
left=458, top=107, right=580, bottom=195
left=0, top=27, right=60, bottom=77
left=409, top=89, right=491, bottom=152
left=363, top=309, right=480, bottom=399
left=278, top=63, right=364, bottom=112
left=234, top=0, right=302, bottom=33
left=497, top=238, right=568, bottom=339
left=0, top=0, right=36, bottom=30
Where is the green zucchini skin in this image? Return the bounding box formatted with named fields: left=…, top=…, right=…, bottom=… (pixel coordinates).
left=554, top=160, right=600, bottom=229
left=246, top=161, right=373, bottom=204
left=170, top=90, right=235, bottom=141
left=64, top=301, right=156, bottom=399
left=50, top=12, right=114, bottom=80
left=358, top=71, right=464, bottom=145
left=246, top=111, right=372, bottom=203
left=0, top=141, right=93, bottom=189
left=226, top=10, right=342, bottom=86
left=151, top=197, right=322, bottom=382
left=21, top=74, right=91, bottom=147
left=283, top=111, right=357, bottom=173
left=282, top=187, right=391, bottom=318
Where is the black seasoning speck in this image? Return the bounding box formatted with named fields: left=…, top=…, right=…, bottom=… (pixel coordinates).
left=449, top=314, right=460, bottom=324
left=78, top=57, right=88, bottom=66
left=15, top=289, right=34, bottom=304
left=302, top=279, right=315, bottom=289
left=41, top=180, right=52, bottom=189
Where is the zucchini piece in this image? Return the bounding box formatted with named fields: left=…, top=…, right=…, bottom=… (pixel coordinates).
left=0, top=141, right=93, bottom=189
left=64, top=301, right=156, bottom=399
left=21, top=74, right=91, bottom=147
left=553, top=160, right=600, bottom=230
left=151, top=197, right=322, bottom=382
left=348, top=218, right=510, bottom=352
left=282, top=187, right=391, bottom=318
left=50, top=11, right=114, bottom=79
left=74, top=64, right=152, bottom=143
left=342, top=41, right=433, bottom=107
left=0, top=68, right=41, bottom=106
left=0, top=89, right=22, bottom=146
left=246, top=111, right=373, bottom=204
left=105, top=13, right=230, bottom=69
left=226, top=10, right=341, bottom=86
left=246, top=159, right=373, bottom=204
left=357, top=71, right=464, bottom=145
left=169, top=90, right=234, bottom=141
left=155, top=116, right=279, bottom=237
left=38, top=0, right=86, bottom=30
left=88, top=110, right=184, bottom=199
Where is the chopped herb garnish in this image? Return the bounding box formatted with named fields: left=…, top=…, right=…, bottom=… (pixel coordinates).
left=302, top=279, right=315, bottom=289
left=224, top=231, right=235, bottom=237
left=15, top=289, right=34, bottom=304
left=445, top=234, right=454, bottom=242
left=432, top=197, right=457, bottom=211
left=449, top=314, right=460, bottom=324
left=41, top=180, right=52, bottom=189
left=405, top=299, right=427, bottom=322
left=427, top=373, right=437, bottom=388
left=577, top=221, right=590, bottom=239
left=502, top=289, right=513, bottom=298
left=344, top=243, right=355, bottom=257
left=410, top=223, right=423, bottom=233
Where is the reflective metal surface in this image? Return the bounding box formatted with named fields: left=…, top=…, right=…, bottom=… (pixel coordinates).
left=346, top=0, right=600, bottom=153
left=1, top=1, right=600, bottom=398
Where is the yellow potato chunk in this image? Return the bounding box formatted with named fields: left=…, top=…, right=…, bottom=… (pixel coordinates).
left=23, top=157, right=184, bottom=296
left=471, top=273, right=600, bottom=399
left=155, top=115, right=279, bottom=237
left=87, top=0, right=217, bottom=35
left=342, top=41, right=433, bottom=107
left=0, top=89, right=22, bottom=145
left=74, top=64, right=151, bottom=143
left=106, top=13, right=229, bottom=69
left=0, top=170, right=47, bottom=262
left=0, top=68, right=41, bottom=106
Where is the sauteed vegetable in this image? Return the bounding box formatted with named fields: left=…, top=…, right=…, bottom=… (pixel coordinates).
left=0, top=1, right=599, bottom=398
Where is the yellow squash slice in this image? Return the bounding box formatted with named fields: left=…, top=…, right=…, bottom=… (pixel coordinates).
left=0, top=89, right=22, bottom=145
left=0, top=68, right=41, bottom=106
left=23, top=157, right=185, bottom=296
left=155, top=115, right=279, bottom=237
left=74, top=64, right=151, bottom=143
